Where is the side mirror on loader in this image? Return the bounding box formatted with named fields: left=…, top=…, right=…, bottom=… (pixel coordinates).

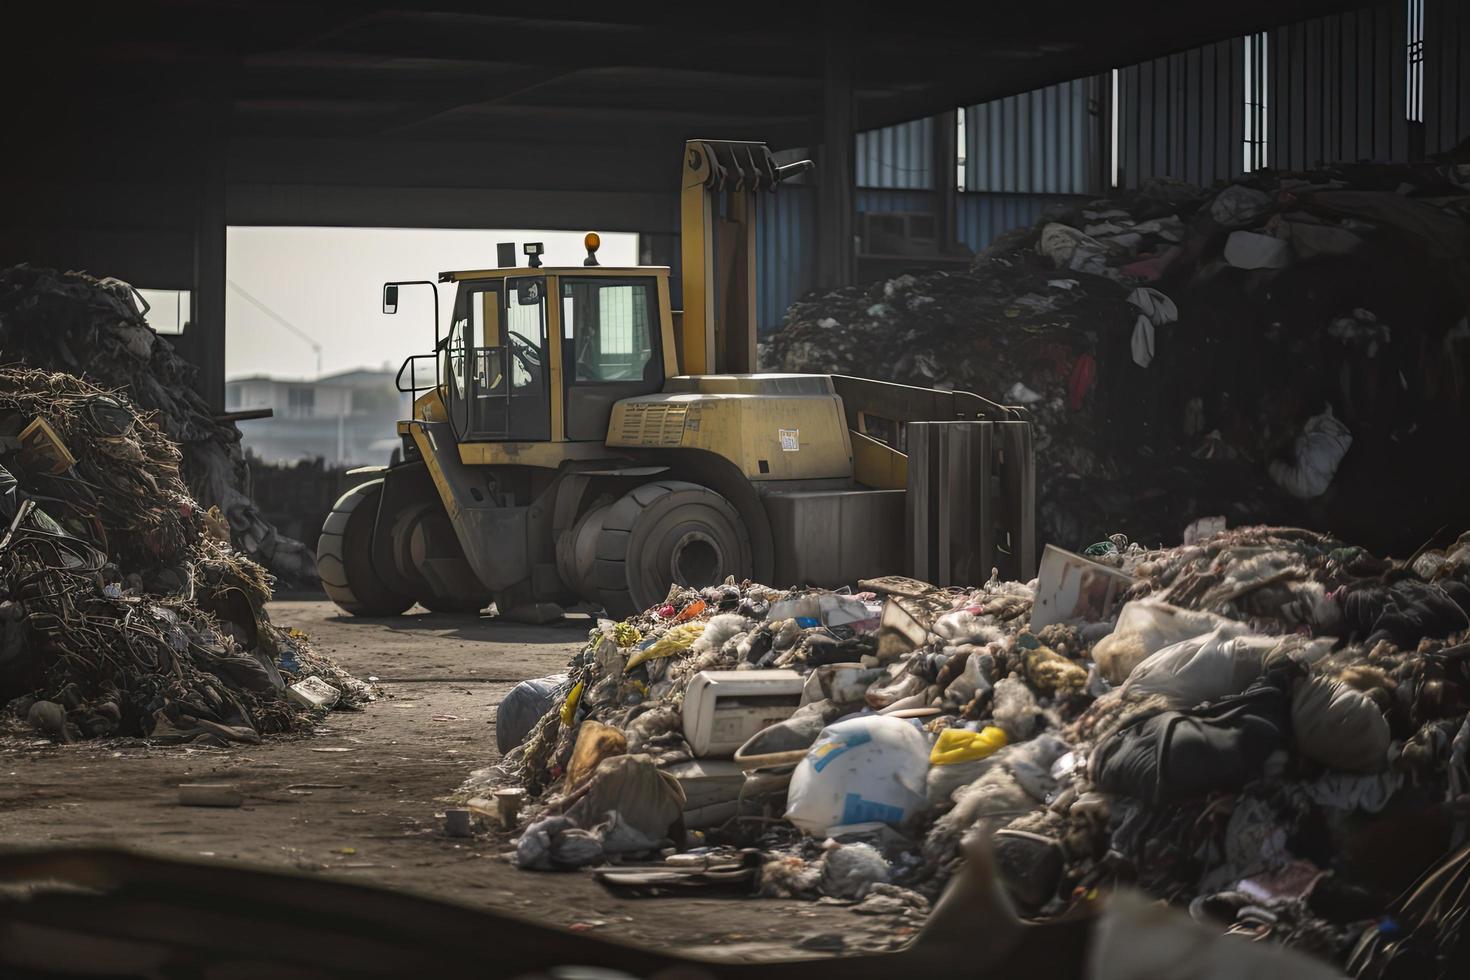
left=382, top=284, right=399, bottom=314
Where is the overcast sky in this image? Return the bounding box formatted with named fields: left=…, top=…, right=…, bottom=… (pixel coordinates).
left=223, top=227, right=637, bottom=380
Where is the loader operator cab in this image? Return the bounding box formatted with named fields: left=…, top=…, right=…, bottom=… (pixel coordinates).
left=423, top=251, right=672, bottom=446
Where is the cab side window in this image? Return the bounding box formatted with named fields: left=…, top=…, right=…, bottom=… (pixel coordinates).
left=562, top=279, right=657, bottom=383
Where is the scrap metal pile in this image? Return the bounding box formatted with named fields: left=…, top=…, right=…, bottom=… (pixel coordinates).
left=0, top=366, right=368, bottom=744
left=476, top=524, right=1470, bottom=975
left=0, top=265, right=317, bottom=586
left=761, top=163, right=1470, bottom=558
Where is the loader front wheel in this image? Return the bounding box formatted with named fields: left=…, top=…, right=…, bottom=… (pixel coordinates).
left=593, top=481, right=752, bottom=619
left=317, top=480, right=414, bottom=617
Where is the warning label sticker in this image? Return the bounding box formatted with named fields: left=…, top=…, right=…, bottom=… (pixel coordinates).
left=778, top=429, right=799, bottom=452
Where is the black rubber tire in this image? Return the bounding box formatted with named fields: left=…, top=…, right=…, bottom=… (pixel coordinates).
left=316, top=480, right=414, bottom=617
left=592, top=480, right=752, bottom=619
left=384, top=501, right=490, bottom=615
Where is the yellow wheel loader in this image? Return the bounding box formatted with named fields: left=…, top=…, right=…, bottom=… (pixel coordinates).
left=317, top=140, right=1036, bottom=621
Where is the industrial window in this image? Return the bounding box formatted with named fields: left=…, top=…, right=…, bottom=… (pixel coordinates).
left=955, top=109, right=966, bottom=191
left=562, top=279, right=656, bottom=383
left=1407, top=0, right=1425, bottom=122
left=1110, top=69, right=1120, bottom=188
left=134, top=288, right=190, bottom=335
left=1243, top=32, right=1270, bottom=172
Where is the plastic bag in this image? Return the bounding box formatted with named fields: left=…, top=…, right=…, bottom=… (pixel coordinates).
left=563, top=753, right=685, bottom=842
left=1209, top=184, right=1272, bottom=227
left=1292, top=676, right=1390, bottom=772
left=626, top=621, right=706, bottom=669
left=1267, top=406, right=1352, bottom=501
left=1224, top=229, right=1292, bottom=269
left=496, top=673, right=567, bottom=754
left=1091, top=599, right=1239, bottom=684
left=930, top=726, right=1008, bottom=765
left=785, top=716, right=930, bottom=835
left=1121, top=627, right=1270, bottom=707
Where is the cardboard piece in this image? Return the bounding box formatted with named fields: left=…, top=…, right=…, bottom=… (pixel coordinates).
left=1029, top=544, right=1135, bottom=631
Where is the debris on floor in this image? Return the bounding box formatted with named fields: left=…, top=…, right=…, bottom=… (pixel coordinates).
left=0, top=265, right=318, bottom=586
left=465, top=523, right=1470, bottom=974
left=0, top=366, right=370, bottom=744
left=178, top=783, right=245, bottom=808
left=761, top=162, right=1470, bottom=558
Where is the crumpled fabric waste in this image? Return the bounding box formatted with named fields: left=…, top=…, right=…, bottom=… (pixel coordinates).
left=760, top=161, right=1470, bottom=560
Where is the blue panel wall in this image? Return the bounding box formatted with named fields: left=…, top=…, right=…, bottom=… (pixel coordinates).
left=965, top=78, right=1101, bottom=195
left=856, top=117, right=935, bottom=189
left=856, top=188, right=935, bottom=214
left=756, top=184, right=817, bottom=334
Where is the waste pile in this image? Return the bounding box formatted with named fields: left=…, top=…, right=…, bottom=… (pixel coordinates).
left=761, top=162, right=1470, bottom=558
left=0, top=265, right=317, bottom=586
left=470, top=523, right=1470, bottom=975
left=0, top=366, right=369, bottom=744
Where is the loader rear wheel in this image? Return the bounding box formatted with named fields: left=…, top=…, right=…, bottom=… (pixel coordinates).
left=317, top=480, right=414, bottom=617
left=593, top=481, right=752, bottom=619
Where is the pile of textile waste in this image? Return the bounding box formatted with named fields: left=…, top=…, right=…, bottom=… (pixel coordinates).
left=0, top=366, right=370, bottom=744
left=466, top=524, right=1470, bottom=975
left=0, top=265, right=317, bottom=586
left=761, top=161, right=1470, bottom=559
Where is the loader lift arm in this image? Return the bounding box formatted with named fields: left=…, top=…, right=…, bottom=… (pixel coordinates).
left=679, top=140, right=812, bottom=376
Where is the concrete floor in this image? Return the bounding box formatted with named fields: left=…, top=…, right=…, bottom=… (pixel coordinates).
left=0, top=599, right=909, bottom=960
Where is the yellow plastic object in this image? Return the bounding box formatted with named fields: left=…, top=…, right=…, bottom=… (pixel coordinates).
left=560, top=680, right=585, bottom=725
left=625, top=622, right=706, bottom=670
left=566, top=719, right=626, bottom=788
left=613, top=622, right=642, bottom=647
left=929, top=726, right=1009, bottom=766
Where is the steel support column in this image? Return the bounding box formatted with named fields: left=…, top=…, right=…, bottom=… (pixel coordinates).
left=817, top=29, right=855, bottom=288
left=932, top=109, right=959, bottom=253
left=191, top=141, right=227, bottom=411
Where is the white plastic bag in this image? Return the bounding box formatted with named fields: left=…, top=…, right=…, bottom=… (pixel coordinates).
left=1267, top=406, right=1352, bottom=500
left=1121, top=627, right=1267, bottom=707
left=1210, top=184, right=1273, bottom=227
left=1091, top=599, right=1238, bottom=684
left=1224, top=229, right=1292, bottom=269
left=785, top=715, right=930, bottom=835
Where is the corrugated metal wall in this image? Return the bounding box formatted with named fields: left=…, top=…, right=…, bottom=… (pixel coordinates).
left=1426, top=0, right=1470, bottom=154
left=856, top=188, right=934, bottom=214
left=1117, top=0, right=1467, bottom=180
left=1117, top=38, right=1245, bottom=188
left=964, top=78, right=1102, bottom=194
left=756, top=184, right=817, bottom=333
left=856, top=117, right=934, bottom=189
left=1268, top=5, right=1411, bottom=168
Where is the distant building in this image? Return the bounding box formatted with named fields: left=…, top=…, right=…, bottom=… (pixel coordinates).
left=227, top=369, right=409, bottom=465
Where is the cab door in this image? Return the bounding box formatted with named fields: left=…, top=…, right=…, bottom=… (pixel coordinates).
left=447, top=278, right=552, bottom=442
